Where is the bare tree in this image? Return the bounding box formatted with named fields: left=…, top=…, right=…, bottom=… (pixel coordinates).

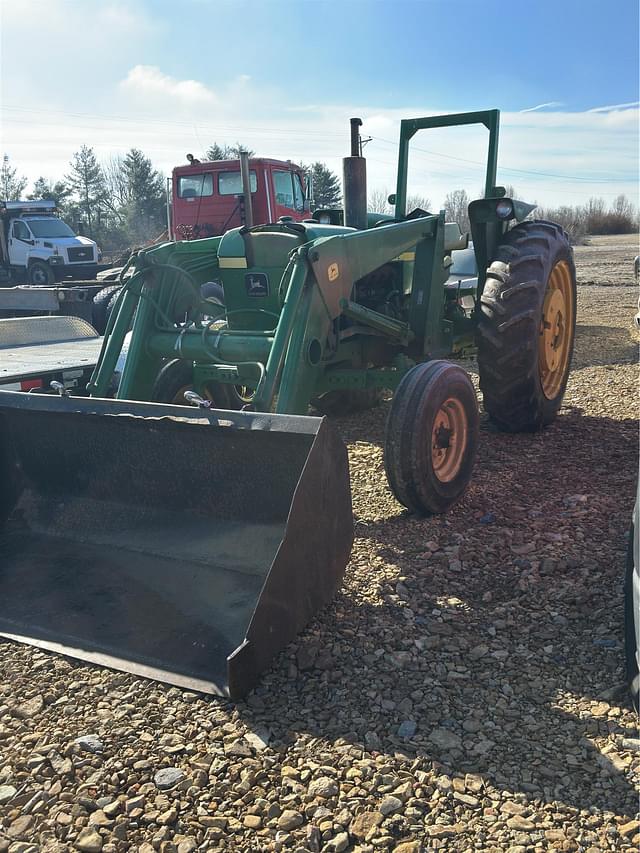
left=103, top=155, right=129, bottom=213
left=368, top=188, right=392, bottom=215
left=368, top=189, right=432, bottom=216
left=444, top=189, right=470, bottom=234
left=1, top=156, right=27, bottom=200
left=406, top=194, right=432, bottom=213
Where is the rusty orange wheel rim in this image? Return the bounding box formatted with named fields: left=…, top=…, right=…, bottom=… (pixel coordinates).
left=539, top=260, right=574, bottom=399
left=431, top=397, right=468, bottom=482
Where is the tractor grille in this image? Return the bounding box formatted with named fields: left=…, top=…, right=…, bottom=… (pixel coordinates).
left=67, top=247, right=94, bottom=263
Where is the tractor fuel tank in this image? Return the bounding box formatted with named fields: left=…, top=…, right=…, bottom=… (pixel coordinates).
left=0, top=391, right=353, bottom=697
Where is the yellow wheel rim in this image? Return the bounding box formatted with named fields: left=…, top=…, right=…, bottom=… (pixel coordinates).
left=431, top=397, right=468, bottom=483
left=235, top=385, right=254, bottom=404
left=539, top=260, right=574, bottom=400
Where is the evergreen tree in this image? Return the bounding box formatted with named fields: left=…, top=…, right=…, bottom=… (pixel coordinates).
left=205, top=143, right=228, bottom=160
left=1, top=157, right=28, bottom=200
left=65, top=145, right=107, bottom=234
left=308, top=162, right=341, bottom=209
left=205, top=142, right=255, bottom=160
left=28, top=177, right=72, bottom=212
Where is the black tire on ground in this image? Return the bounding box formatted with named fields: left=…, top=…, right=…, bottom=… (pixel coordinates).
left=384, top=360, right=479, bottom=515
left=152, top=359, right=243, bottom=410
left=105, top=289, right=133, bottom=333
left=311, top=388, right=381, bottom=416
left=92, top=285, right=122, bottom=334
left=624, top=521, right=639, bottom=713
left=28, top=261, right=54, bottom=286
left=477, top=220, right=577, bottom=432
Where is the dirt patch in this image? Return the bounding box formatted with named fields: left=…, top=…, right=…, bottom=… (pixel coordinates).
left=574, top=233, right=639, bottom=287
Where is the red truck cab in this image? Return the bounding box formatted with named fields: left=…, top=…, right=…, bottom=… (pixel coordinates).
left=171, top=158, right=309, bottom=239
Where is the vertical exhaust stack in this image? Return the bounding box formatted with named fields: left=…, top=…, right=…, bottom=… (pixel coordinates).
left=343, top=118, right=367, bottom=230
left=239, top=150, right=254, bottom=228
left=166, top=176, right=173, bottom=240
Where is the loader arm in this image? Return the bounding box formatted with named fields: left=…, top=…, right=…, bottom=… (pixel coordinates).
left=253, top=215, right=442, bottom=413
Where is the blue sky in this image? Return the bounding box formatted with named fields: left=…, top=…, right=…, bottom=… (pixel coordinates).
left=1, top=0, right=638, bottom=209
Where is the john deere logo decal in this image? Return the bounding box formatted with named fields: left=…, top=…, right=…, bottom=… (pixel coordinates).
left=245, top=273, right=269, bottom=297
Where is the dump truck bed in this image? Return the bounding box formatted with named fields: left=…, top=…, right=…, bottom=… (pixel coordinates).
left=0, top=315, right=101, bottom=391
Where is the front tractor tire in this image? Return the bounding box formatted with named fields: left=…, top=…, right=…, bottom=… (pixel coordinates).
left=477, top=220, right=577, bottom=432
left=384, top=361, right=479, bottom=515
left=28, top=260, right=55, bottom=286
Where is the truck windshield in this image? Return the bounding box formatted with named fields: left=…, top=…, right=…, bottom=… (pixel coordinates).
left=26, top=218, right=76, bottom=238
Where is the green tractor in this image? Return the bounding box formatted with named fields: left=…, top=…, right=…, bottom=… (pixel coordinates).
left=0, top=110, right=577, bottom=697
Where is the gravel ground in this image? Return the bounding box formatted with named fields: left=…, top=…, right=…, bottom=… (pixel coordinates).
left=1, top=241, right=639, bottom=853
left=573, top=234, right=638, bottom=287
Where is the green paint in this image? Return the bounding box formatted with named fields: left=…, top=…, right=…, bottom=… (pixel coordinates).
left=88, top=110, right=535, bottom=415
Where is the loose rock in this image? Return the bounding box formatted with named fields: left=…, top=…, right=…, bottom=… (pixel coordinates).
left=154, top=768, right=186, bottom=790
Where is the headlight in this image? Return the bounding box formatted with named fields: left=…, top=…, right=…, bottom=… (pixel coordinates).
left=496, top=200, right=514, bottom=220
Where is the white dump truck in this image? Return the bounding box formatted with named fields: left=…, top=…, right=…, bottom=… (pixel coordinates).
left=0, top=200, right=100, bottom=285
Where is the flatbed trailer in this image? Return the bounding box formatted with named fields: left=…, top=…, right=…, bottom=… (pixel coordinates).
left=0, top=283, right=103, bottom=323
left=0, top=315, right=102, bottom=394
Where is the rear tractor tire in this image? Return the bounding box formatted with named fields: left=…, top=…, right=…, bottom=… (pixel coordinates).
left=384, top=360, right=479, bottom=515
left=152, top=359, right=244, bottom=410
left=92, top=285, right=122, bottom=334
left=477, top=220, right=577, bottom=432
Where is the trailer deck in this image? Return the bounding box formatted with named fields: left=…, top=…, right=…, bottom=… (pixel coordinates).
left=0, top=315, right=101, bottom=391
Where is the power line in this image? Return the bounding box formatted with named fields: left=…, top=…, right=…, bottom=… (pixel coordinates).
left=0, top=105, right=347, bottom=140
left=371, top=135, right=637, bottom=184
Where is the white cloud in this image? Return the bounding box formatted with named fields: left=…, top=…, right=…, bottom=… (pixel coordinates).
left=120, top=66, right=217, bottom=105
left=520, top=102, right=564, bottom=113
left=587, top=101, right=640, bottom=113
left=2, top=69, right=638, bottom=210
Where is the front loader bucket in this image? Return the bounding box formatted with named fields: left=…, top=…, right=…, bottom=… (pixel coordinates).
left=0, top=392, right=353, bottom=698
